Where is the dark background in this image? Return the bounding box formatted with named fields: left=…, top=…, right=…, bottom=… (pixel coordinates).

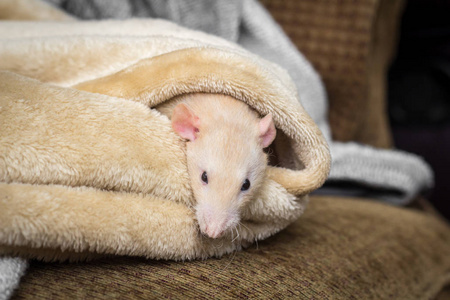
left=388, top=0, right=450, bottom=219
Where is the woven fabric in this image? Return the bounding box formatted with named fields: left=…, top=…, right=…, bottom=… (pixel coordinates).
left=260, top=0, right=400, bottom=148
left=12, top=196, right=450, bottom=299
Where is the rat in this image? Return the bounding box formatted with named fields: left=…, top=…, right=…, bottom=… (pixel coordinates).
left=157, top=93, right=276, bottom=239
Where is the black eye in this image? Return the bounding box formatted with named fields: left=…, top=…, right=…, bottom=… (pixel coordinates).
left=241, top=179, right=250, bottom=191
left=201, top=171, right=208, bottom=184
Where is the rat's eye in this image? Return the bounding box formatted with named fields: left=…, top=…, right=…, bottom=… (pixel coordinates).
left=201, top=171, right=208, bottom=184
left=241, top=179, right=250, bottom=191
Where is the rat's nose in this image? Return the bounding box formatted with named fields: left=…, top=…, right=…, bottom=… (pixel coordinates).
left=200, top=217, right=227, bottom=239
left=197, top=207, right=229, bottom=239
left=196, top=203, right=239, bottom=239
left=204, top=223, right=225, bottom=238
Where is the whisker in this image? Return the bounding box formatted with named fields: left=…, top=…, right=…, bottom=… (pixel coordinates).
left=235, top=227, right=241, bottom=243
left=237, top=223, right=243, bottom=240
left=231, top=226, right=239, bottom=243
left=215, top=241, right=224, bottom=249
left=238, top=222, right=251, bottom=232
left=197, top=229, right=209, bottom=258
left=239, top=222, right=259, bottom=250
left=220, top=246, right=237, bottom=272
left=231, top=227, right=235, bottom=243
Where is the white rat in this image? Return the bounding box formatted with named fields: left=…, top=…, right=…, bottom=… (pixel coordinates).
left=157, top=93, right=276, bottom=239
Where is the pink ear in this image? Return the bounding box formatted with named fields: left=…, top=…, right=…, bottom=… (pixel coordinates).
left=259, top=113, right=276, bottom=148
left=171, top=103, right=200, bottom=141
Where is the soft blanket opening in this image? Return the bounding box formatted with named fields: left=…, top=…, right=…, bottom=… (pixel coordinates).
left=0, top=17, right=330, bottom=262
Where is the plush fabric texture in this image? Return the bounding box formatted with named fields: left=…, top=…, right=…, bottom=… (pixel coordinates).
left=0, top=257, right=27, bottom=300
left=11, top=196, right=450, bottom=300
left=0, top=0, right=74, bottom=21
left=0, top=1, right=330, bottom=296
left=38, top=0, right=433, bottom=205
left=0, top=8, right=331, bottom=261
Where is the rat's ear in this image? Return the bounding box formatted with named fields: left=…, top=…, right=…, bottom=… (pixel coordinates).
left=259, top=113, right=276, bottom=148
left=171, top=103, right=200, bottom=141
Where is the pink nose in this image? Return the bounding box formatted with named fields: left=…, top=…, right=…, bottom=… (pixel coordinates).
left=198, top=209, right=229, bottom=239
left=203, top=223, right=225, bottom=239
left=196, top=204, right=239, bottom=239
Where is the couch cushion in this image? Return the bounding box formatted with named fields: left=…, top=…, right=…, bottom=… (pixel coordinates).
left=12, top=196, right=450, bottom=299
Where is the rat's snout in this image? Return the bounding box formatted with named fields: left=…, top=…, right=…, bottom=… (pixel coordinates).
left=196, top=204, right=238, bottom=239
left=204, top=221, right=226, bottom=239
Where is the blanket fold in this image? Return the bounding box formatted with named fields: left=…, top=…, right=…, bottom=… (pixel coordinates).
left=74, top=47, right=329, bottom=196
left=18, top=0, right=433, bottom=205
left=0, top=15, right=330, bottom=261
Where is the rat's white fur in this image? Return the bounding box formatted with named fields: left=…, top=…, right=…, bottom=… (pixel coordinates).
left=159, top=93, right=276, bottom=238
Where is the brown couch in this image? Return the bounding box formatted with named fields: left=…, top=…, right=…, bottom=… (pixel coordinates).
left=11, top=0, right=450, bottom=299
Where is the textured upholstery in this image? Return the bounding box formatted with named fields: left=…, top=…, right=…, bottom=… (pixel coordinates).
left=13, top=196, right=450, bottom=299
left=261, top=0, right=405, bottom=148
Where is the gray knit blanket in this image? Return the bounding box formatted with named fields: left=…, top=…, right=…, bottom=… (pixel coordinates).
left=1, top=0, right=433, bottom=298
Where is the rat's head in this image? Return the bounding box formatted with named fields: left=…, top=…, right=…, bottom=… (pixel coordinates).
left=171, top=99, right=276, bottom=239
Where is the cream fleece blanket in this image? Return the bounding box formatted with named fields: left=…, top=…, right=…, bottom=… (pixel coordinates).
left=0, top=1, right=330, bottom=262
